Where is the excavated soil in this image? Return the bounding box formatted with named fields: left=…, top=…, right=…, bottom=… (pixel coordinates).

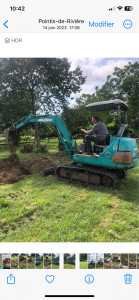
left=0, top=154, right=55, bottom=184
left=11, top=261, right=18, bottom=268
left=44, top=259, right=51, bottom=267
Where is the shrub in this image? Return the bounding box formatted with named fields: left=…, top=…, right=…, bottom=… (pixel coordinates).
left=35, top=144, right=48, bottom=153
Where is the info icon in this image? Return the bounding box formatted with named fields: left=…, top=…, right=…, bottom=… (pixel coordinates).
left=85, top=274, right=94, bottom=284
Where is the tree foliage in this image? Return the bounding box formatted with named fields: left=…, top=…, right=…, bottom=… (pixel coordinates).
left=0, top=60, right=138, bottom=140
left=63, top=62, right=139, bottom=135
left=0, top=58, right=86, bottom=145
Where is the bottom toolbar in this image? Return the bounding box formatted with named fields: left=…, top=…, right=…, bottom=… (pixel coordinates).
left=1, top=269, right=139, bottom=300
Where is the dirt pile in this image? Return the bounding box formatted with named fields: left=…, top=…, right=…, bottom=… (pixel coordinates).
left=11, top=261, right=18, bottom=268
left=20, top=144, right=33, bottom=153
left=0, top=155, right=55, bottom=184
left=30, top=159, right=54, bottom=174
left=54, top=151, right=67, bottom=160
left=19, top=255, right=25, bottom=261
left=44, top=259, right=51, bottom=267
left=0, top=155, right=30, bottom=184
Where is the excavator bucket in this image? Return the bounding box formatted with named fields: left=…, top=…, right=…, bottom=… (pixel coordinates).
left=5, top=128, right=19, bottom=145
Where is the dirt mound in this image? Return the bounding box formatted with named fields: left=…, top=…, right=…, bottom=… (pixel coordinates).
left=30, top=159, right=54, bottom=174
left=19, top=255, right=25, bottom=261
left=0, top=155, right=55, bottom=184
left=20, top=144, right=33, bottom=153
left=11, top=261, right=18, bottom=268
left=0, top=154, right=20, bottom=171
left=55, top=151, right=67, bottom=159
left=0, top=155, right=30, bottom=184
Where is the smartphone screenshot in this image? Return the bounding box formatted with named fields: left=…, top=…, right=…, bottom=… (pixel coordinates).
left=0, top=1, right=139, bottom=299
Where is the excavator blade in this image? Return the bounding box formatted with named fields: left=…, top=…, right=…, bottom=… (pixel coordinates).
left=44, top=167, right=56, bottom=176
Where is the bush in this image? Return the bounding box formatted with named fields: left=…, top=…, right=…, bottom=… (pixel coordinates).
left=35, top=144, right=48, bottom=153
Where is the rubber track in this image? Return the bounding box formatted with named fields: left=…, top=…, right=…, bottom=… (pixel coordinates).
left=56, top=164, right=118, bottom=188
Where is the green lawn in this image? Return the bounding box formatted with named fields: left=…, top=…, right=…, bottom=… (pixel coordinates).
left=80, top=261, right=88, bottom=269
left=0, top=139, right=139, bottom=242
left=64, top=264, right=75, bottom=269
left=11, top=256, right=18, bottom=260
left=52, top=264, right=60, bottom=269
left=36, top=262, right=43, bottom=269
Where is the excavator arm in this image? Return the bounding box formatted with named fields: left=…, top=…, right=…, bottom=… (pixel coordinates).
left=7, top=114, right=76, bottom=158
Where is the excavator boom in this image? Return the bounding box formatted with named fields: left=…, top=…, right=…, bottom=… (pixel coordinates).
left=6, top=114, right=76, bottom=158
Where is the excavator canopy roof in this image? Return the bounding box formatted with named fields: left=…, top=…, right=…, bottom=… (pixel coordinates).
left=86, top=99, right=128, bottom=112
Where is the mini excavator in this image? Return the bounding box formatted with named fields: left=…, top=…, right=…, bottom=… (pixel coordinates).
left=6, top=99, right=138, bottom=188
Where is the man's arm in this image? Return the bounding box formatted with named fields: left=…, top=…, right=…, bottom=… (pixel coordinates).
left=88, top=127, right=95, bottom=135
left=81, top=129, right=90, bottom=134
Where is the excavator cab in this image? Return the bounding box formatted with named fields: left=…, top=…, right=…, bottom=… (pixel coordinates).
left=76, top=99, right=129, bottom=155
left=85, top=99, right=128, bottom=153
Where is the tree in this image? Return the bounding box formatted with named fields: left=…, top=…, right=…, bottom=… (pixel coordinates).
left=0, top=58, right=86, bottom=146
left=38, top=124, right=57, bottom=139
left=63, top=62, right=139, bottom=134
left=62, top=90, right=115, bottom=135
left=98, top=62, right=139, bottom=129
left=62, top=103, right=92, bottom=136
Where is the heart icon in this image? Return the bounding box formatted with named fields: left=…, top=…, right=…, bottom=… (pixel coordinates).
left=45, top=275, right=55, bottom=283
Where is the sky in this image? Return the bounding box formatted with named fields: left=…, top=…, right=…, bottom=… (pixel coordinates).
left=68, top=57, right=138, bottom=107
left=88, top=253, right=96, bottom=261
left=88, top=253, right=104, bottom=262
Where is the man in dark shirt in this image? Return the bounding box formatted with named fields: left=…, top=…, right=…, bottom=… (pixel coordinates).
left=81, top=116, right=108, bottom=154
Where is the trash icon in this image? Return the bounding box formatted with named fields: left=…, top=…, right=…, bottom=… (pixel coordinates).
left=124, top=274, right=132, bottom=284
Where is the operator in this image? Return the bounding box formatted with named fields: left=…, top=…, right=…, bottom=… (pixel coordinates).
left=81, top=116, right=108, bottom=154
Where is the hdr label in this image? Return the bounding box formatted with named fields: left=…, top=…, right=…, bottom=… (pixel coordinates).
left=5, top=38, right=22, bottom=43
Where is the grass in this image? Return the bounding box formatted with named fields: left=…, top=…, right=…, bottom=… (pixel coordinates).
left=96, top=263, right=104, bottom=269
left=52, top=264, right=60, bottom=269
left=80, top=262, right=88, bottom=269
left=36, top=262, right=43, bottom=269
left=0, top=139, right=139, bottom=242
left=64, top=264, right=75, bottom=269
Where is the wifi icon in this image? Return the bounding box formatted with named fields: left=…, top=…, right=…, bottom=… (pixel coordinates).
left=117, top=6, right=123, bottom=10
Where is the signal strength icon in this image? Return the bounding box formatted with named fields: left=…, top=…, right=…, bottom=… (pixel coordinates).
left=117, top=6, right=123, bottom=10
left=109, top=7, right=115, bottom=11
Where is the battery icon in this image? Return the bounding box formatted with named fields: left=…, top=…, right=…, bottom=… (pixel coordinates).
left=124, top=6, right=133, bottom=11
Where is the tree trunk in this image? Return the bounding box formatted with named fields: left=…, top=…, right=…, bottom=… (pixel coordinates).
left=31, top=88, right=40, bottom=148
left=35, top=122, right=40, bottom=148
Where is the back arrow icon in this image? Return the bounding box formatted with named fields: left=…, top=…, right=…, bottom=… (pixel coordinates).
left=4, top=20, right=8, bottom=28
